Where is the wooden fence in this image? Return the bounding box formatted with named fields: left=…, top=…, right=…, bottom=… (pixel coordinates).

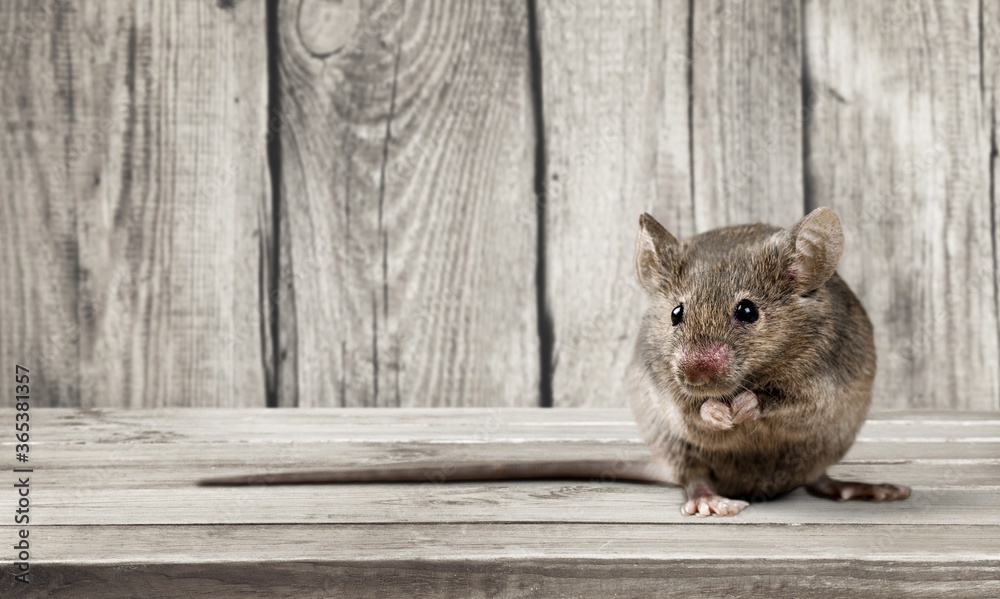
left=1, top=0, right=997, bottom=410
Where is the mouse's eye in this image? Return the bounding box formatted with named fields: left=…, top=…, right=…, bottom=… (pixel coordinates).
left=671, top=305, right=683, bottom=326
left=734, top=299, right=759, bottom=324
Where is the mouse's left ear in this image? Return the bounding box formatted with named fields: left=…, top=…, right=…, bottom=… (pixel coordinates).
left=783, top=207, right=844, bottom=293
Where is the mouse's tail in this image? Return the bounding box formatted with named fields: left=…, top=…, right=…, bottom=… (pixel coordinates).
left=197, top=459, right=675, bottom=486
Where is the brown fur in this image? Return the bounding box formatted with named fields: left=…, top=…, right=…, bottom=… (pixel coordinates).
left=629, top=208, right=880, bottom=501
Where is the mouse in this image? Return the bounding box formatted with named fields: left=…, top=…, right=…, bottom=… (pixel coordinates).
left=200, top=207, right=910, bottom=518
left=629, top=206, right=910, bottom=516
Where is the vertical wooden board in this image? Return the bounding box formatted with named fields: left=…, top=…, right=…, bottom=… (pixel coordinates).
left=805, top=1, right=998, bottom=409
left=278, top=0, right=538, bottom=406
left=989, top=0, right=1000, bottom=381
left=1, top=1, right=271, bottom=407
left=78, top=1, right=271, bottom=407
left=691, top=0, right=804, bottom=230
left=0, top=1, right=81, bottom=406
left=540, top=1, right=692, bottom=407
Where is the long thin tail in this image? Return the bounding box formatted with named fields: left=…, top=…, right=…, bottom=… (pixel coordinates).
left=198, top=460, right=675, bottom=486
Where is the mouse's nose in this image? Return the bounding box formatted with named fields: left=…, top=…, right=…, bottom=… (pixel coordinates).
left=679, top=343, right=731, bottom=383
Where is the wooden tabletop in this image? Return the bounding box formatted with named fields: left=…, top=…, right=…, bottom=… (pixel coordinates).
left=1, top=408, right=998, bottom=597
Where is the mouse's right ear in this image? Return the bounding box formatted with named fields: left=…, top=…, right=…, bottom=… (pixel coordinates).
left=634, top=213, right=679, bottom=294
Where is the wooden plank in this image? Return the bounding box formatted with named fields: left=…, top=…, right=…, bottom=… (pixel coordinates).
left=5, top=449, right=998, bottom=491
left=0, top=1, right=271, bottom=407
left=538, top=0, right=693, bottom=406
left=0, top=1, right=82, bottom=405
left=691, top=0, right=804, bottom=229
left=0, top=525, right=997, bottom=598
left=19, top=484, right=1000, bottom=526
left=276, top=0, right=538, bottom=407
left=4, top=410, right=995, bottom=532
left=826, top=461, right=1000, bottom=489
left=989, top=0, right=1000, bottom=372
left=1, top=409, right=996, bottom=595
left=804, top=1, right=999, bottom=409
left=6, top=408, right=997, bottom=444
left=2, top=561, right=998, bottom=599
left=4, top=439, right=1000, bottom=488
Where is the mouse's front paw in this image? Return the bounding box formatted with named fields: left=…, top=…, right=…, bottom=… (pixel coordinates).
left=699, top=399, right=734, bottom=430
left=729, top=390, right=760, bottom=425
left=699, top=391, right=759, bottom=430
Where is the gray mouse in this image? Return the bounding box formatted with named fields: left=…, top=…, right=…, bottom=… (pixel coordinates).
left=628, top=206, right=909, bottom=516
left=201, top=207, right=910, bottom=518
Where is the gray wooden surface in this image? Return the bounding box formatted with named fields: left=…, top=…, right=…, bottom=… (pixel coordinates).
left=0, top=0, right=270, bottom=407
left=805, top=0, right=999, bottom=410
left=1, top=1, right=998, bottom=410
left=1, top=408, right=997, bottom=597
left=276, top=0, right=539, bottom=407
left=989, top=0, right=1000, bottom=365
left=692, top=0, right=804, bottom=229
left=539, top=0, right=691, bottom=407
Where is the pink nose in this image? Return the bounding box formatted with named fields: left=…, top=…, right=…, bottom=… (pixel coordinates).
left=680, top=344, right=731, bottom=382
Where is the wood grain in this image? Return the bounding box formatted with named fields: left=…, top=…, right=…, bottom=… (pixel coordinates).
left=691, top=0, right=804, bottom=229
left=538, top=0, right=692, bottom=407
left=2, top=1, right=997, bottom=414
left=3, top=408, right=997, bottom=520
left=11, top=407, right=1000, bottom=444
left=804, top=0, right=999, bottom=409
left=989, top=0, right=1000, bottom=373
left=276, top=0, right=538, bottom=407
left=0, top=526, right=997, bottom=598
left=7, top=435, right=999, bottom=474
left=11, top=442, right=1000, bottom=491
left=1, top=407, right=997, bottom=596
left=0, top=1, right=82, bottom=405
left=0, top=1, right=271, bottom=407
left=19, top=485, right=1000, bottom=526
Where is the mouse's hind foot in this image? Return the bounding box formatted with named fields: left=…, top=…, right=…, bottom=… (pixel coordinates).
left=682, top=482, right=750, bottom=517
left=806, top=473, right=911, bottom=502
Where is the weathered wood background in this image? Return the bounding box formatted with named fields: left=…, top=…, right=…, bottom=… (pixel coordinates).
left=1, top=0, right=997, bottom=410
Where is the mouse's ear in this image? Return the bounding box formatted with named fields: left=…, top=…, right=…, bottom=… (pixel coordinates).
left=784, top=207, right=844, bottom=293
left=635, top=213, right=680, bottom=294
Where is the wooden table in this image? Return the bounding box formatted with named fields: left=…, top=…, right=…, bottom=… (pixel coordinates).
left=1, top=408, right=998, bottom=597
